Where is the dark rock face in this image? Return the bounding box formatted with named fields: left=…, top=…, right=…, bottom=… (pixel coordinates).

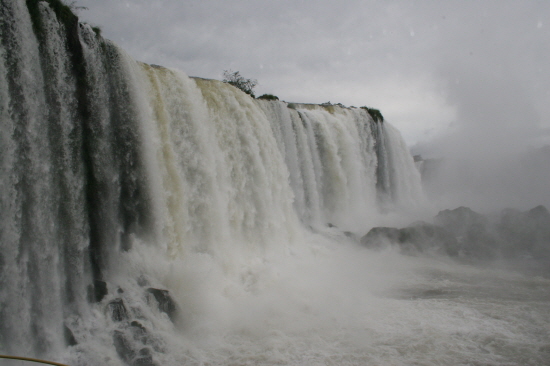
left=88, top=279, right=108, bottom=303
left=399, top=222, right=459, bottom=256
left=108, top=298, right=128, bottom=322
left=360, top=223, right=457, bottom=256
left=435, top=207, right=499, bottom=259
left=498, top=206, right=550, bottom=259
left=147, top=288, right=177, bottom=321
left=133, top=348, right=156, bottom=366
left=113, top=330, right=158, bottom=366
left=64, top=325, right=77, bottom=346
left=110, top=307, right=160, bottom=365
left=361, top=227, right=401, bottom=250
left=361, top=205, right=550, bottom=264
left=113, top=330, right=135, bottom=363
left=434, top=206, right=488, bottom=237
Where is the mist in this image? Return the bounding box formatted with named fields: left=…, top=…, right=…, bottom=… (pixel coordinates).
left=412, top=46, right=550, bottom=212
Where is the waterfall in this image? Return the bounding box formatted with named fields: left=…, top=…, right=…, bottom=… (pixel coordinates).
left=0, top=1, right=423, bottom=364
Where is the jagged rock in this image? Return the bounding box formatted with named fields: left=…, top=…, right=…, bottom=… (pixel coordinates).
left=87, top=279, right=108, bottom=303
left=130, top=320, right=147, bottom=333
left=113, top=330, right=135, bottom=363
left=499, top=205, right=550, bottom=258
left=108, top=298, right=128, bottom=322
left=137, top=276, right=149, bottom=287
left=360, top=223, right=458, bottom=256
left=64, top=325, right=77, bottom=346
left=114, top=330, right=157, bottom=366
left=343, top=231, right=358, bottom=241
left=434, top=207, right=498, bottom=259
left=399, top=222, right=460, bottom=256
left=360, top=227, right=401, bottom=250
left=434, top=206, right=488, bottom=237
left=132, top=348, right=156, bottom=366
left=130, top=320, right=148, bottom=343
left=527, top=205, right=550, bottom=219
left=147, top=288, right=177, bottom=321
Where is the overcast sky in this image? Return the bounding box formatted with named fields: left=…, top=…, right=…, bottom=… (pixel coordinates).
left=77, top=0, right=549, bottom=155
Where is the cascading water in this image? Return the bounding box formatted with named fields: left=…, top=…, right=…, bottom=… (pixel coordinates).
left=0, top=1, right=419, bottom=362
left=6, top=2, right=549, bottom=366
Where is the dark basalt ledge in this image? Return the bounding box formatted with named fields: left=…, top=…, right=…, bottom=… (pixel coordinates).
left=147, top=288, right=177, bottom=321
left=113, top=329, right=157, bottom=366
left=88, top=279, right=108, bottom=303
left=64, top=325, right=77, bottom=346
left=108, top=298, right=128, bottom=322
left=361, top=205, right=550, bottom=263
left=361, top=223, right=458, bottom=257
left=107, top=295, right=161, bottom=366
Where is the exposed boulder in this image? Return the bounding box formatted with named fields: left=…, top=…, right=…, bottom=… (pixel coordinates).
left=133, top=348, right=156, bottom=366
left=360, top=227, right=401, bottom=250
left=113, top=330, right=135, bottom=363
left=88, top=279, right=108, bottom=303
left=498, top=205, right=550, bottom=259
left=130, top=320, right=148, bottom=344
left=360, top=223, right=458, bottom=256
left=64, top=325, right=77, bottom=346
left=399, top=222, right=459, bottom=256
left=112, top=320, right=158, bottom=365
left=147, top=288, right=177, bottom=322
left=361, top=205, right=550, bottom=266
left=435, top=207, right=498, bottom=259
left=434, top=206, right=488, bottom=237
left=108, top=298, right=128, bottom=322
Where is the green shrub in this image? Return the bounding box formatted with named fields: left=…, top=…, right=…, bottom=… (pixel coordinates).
left=361, top=106, right=384, bottom=122
left=222, top=70, right=257, bottom=97
left=91, top=26, right=102, bottom=37
left=257, top=94, right=279, bottom=101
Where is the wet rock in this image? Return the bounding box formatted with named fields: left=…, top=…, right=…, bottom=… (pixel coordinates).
left=435, top=207, right=498, bottom=259
left=88, top=279, right=108, bottom=303
left=114, top=331, right=157, bottom=365
left=132, top=348, right=156, bottom=366
left=64, top=325, right=77, bottom=346
left=434, top=206, right=488, bottom=237
left=527, top=205, right=550, bottom=220
left=363, top=204, right=550, bottom=263
left=130, top=320, right=148, bottom=343
left=361, top=223, right=458, bottom=256
left=113, top=330, right=135, bottom=363
left=147, top=288, right=177, bottom=321
left=360, top=227, right=401, bottom=250
left=137, top=275, right=149, bottom=287
left=343, top=231, right=358, bottom=241
left=130, top=320, right=147, bottom=333
left=399, top=222, right=459, bottom=256
left=499, top=205, right=550, bottom=258
left=108, top=298, right=128, bottom=322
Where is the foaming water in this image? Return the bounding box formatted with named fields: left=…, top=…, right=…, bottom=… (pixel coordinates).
left=94, top=236, right=550, bottom=366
